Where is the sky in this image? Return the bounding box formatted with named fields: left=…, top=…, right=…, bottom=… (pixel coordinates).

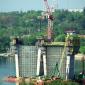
left=0, top=0, right=85, bottom=12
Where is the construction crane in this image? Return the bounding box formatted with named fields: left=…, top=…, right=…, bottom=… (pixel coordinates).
left=43, top=0, right=54, bottom=42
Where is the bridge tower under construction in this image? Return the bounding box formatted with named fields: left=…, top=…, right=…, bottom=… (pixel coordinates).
left=10, top=31, right=80, bottom=80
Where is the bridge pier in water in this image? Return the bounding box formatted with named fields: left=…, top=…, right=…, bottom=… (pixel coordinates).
left=13, top=44, right=75, bottom=80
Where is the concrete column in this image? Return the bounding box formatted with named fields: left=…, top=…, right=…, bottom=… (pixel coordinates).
left=15, top=53, right=19, bottom=78
left=37, top=48, right=41, bottom=76
left=66, top=55, right=70, bottom=80
left=69, top=55, right=74, bottom=80
left=43, top=54, right=47, bottom=76
left=66, top=55, right=74, bottom=80
left=16, top=82, right=19, bottom=85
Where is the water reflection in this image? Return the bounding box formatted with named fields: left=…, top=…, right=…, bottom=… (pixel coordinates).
left=0, top=56, right=16, bottom=85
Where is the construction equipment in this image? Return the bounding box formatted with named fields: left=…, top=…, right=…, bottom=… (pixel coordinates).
left=43, top=0, right=54, bottom=42
left=58, top=35, right=68, bottom=78
left=53, top=63, right=60, bottom=77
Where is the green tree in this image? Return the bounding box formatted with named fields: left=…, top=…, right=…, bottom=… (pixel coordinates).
left=54, top=34, right=65, bottom=42
left=0, top=36, right=10, bottom=53
left=22, top=35, right=37, bottom=45
left=79, top=46, right=85, bottom=54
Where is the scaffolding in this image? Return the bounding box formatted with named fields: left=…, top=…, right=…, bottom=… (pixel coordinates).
left=16, top=45, right=67, bottom=79
left=18, top=46, right=38, bottom=77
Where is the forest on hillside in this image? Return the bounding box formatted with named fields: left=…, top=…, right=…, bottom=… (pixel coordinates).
left=0, top=9, right=85, bottom=52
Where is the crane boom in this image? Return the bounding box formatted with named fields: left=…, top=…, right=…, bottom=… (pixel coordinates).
left=44, top=0, right=51, bottom=13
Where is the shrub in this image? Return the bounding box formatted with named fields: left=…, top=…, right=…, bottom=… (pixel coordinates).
left=44, top=80, right=79, bottom=85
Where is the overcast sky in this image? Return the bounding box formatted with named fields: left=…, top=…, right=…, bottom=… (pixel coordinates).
left=0, top=0, right=85, bottom=12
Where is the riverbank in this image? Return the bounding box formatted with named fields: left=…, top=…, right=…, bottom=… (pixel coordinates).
left=19, top=79, right=79, bottom=85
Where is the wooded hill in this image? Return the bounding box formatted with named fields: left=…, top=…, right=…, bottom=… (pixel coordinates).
left=0, top=9, right=85, bottom=52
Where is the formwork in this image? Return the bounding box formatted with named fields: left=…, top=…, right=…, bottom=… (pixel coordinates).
left=46, top=46, right=67, bottom=79
left=17, top=45, right=67, bottom=79
left=18, top=46, right=38, bottom=77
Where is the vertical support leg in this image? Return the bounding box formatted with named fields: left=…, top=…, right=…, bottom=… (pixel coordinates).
left=69, top=55, right=74, bottom=80
left=66, top=55, right=74, bottom=80
left=66, top=55, right=70, bottom=80
left=16, top=82, right=19, bottom=85
left=43, top=54, right=47, bottom=76
left=15, top=53, right=19, bottom=78
left=37, top=48, right=41, bottom=76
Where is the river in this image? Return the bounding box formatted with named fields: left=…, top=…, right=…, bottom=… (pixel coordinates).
left=0, top=57, right=16, bottom=85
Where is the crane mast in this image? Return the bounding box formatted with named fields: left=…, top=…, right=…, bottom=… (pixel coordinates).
left=43, top=0, right=54, bottom=42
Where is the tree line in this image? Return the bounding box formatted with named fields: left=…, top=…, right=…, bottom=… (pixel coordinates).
left=0, top=9, right=85, bottom=53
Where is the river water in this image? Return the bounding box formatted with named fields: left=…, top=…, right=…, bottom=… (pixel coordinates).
left=0, top=57, right=16, bottom=85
